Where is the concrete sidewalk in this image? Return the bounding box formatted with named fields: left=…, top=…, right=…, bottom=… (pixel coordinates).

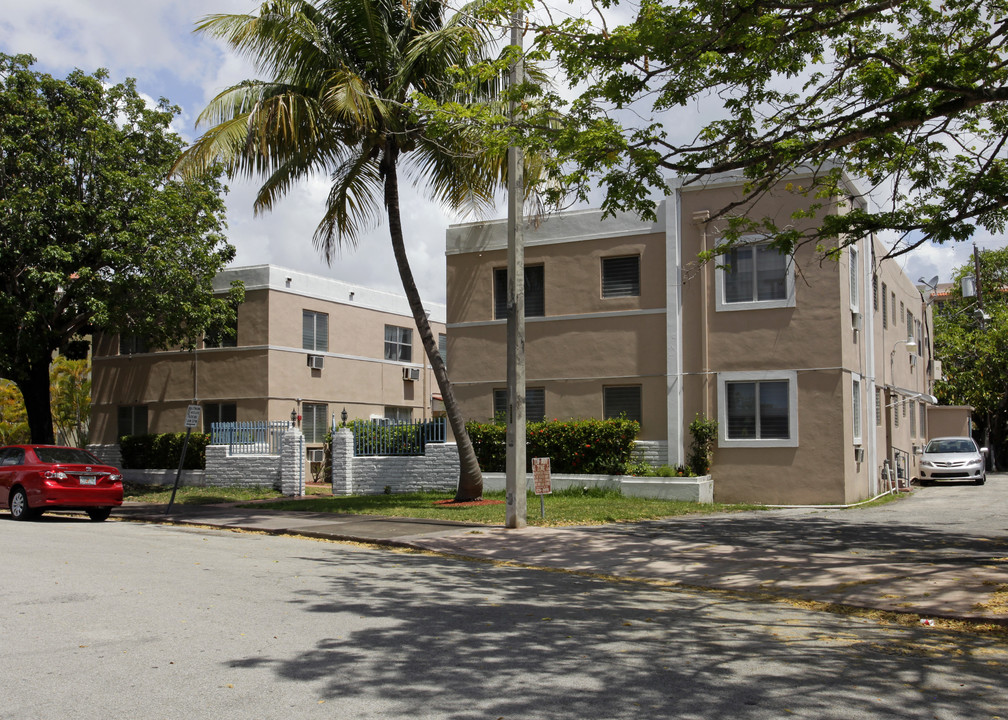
left=114, top=497, right=1008, bottom=625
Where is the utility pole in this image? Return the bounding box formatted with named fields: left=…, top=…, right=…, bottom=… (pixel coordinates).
left=505, top=5, right=527, bottom=529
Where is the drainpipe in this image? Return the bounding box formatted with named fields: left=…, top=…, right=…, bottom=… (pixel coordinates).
left=692, top=210, right=711, bottom=417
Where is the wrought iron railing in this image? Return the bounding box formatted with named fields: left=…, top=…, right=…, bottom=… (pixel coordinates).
left=211, top=421, right=291, bottom=455
left=345, top=417, right=446, bottom=456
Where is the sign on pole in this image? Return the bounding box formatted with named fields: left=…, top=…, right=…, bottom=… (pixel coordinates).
left=184, top=404, right=201, bottom=429
left=532, top=457, right=551, bottom=519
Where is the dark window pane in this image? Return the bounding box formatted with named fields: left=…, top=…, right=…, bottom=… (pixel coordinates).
left=726, top=382, right=756, bottom=438
left=723, top=247, right=754, bottom=303
left=493, top=388, right=545, bottom=423
left=755, top=245, right=787, bottom=301
left=602, top=256, right=640, bottom=297
left=758, top=381, right=790, bottom=439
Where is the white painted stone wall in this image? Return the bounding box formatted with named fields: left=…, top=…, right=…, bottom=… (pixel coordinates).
left=204, top=445, right=281, bottom=489
left=279, top=428, right=306, bottom=496
left=329, top=429, right=459, bottom=494
left=633, top=440, right=669, bottom=467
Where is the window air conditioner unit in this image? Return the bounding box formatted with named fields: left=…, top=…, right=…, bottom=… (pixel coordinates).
left=307, top=448, right=324, bottom=463
left=308, top=354, right=324, bottom=370
left=854, top=446, right=865, bottom=463
left=851, top=310, right=862, bottom=332
left=403, top=367, right=420, bottom=381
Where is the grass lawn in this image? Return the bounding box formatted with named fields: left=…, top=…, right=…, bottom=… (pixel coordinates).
left=243, top=486, right=764, bottom=526
left=123, top=483, right=281, bottom=505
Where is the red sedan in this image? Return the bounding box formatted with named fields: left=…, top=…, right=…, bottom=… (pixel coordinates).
left=0, top=445, right=123, bottom=521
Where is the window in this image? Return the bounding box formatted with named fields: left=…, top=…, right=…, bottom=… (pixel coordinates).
left=119, top=334, right=148, bottom=355
left=203, top=402, right=237, bottom=431
left=907, top=309, right=914, bottom=344
left=873, top=276, right=878, bottom=312
left=601, top=385, right=642, bottom=425
left=0, top=447, right=25, bottom=466
left=117, top=405, right=148, bottom=438
left=493, top=387, right=546, bottom=423
left=715, top=241, right=794, bottom=311
left=876, top=388, right=883, bottom=426
left=438, top=333, right=447, bottom=368
left=302, top=310, right=329, bottom=352
left=919, top=401, right=926, bottom=437
left=384, top=406, right=412, bottom=422
left=302, top=403, right=328, bottom=443
left=601, top=255, right=641, bottom=297
left=882, top=282, right=888, bottom=328
left=852, top=375, right=862, bottom=443
left=717, top=371, right=798, bottom=447
left=849, top=247, right=859, bottom=310
left=910, top=400, right=916, bottom=438
left=494, top=265, right=545, bottom=319
left=916, top=320, right=923, bottom=355
left=384, top=325, right=412, bottom=362
left=894, top=397, right=900, bottom=427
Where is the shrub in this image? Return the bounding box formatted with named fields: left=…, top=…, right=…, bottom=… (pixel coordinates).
left=119, top=433, right=209, bottom=469
left=466, top=417, right=640, bottom=474
left=687, top=415, right=718, bottom=476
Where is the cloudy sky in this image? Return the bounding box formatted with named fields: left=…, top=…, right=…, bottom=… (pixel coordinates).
left=1, top=0, right=998, bottom=304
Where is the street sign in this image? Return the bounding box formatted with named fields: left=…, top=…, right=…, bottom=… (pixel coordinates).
left=184, top=404, right=201, bottom=429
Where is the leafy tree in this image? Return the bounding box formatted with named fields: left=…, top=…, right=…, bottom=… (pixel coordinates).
left=933, top=248, right=1008, bottom=468
left=174, top=0, right=519, bottom=500
left=50, top=355, right=91, bottom=447
left=0, top=54, right=243, bottom=444
left=0, top=379, right=30, bottom=445
left=510, top=0, right=1008, bottom=258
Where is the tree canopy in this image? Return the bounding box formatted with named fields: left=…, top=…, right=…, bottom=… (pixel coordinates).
left=933, top=247, right=1008, bottom=467
left=470, top=0, right=1008, bottom=257
left=0, top=54, right=243, bottom=443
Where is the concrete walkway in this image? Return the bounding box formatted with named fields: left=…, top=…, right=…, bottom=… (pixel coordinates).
left=112, top=475, right=1008, bottom=625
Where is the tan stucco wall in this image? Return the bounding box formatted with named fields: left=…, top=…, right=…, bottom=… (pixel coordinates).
left=926, top=406, right=973, bottom=439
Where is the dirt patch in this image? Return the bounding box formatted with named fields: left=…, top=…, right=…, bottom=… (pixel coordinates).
left=434, top=498, right=505, bottom=507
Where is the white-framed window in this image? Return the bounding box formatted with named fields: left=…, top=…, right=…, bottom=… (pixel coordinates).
left=849, top=246, right=859, bottom=311
left=852, top=374, right=862, bottom=444
left=302, top=402, right=328, bottom=443
left=717, top=371, right=798, bottom=448
left=715, top=239, right=795, bottom=312
left=909, top=400, right=916, bottom=438
left=438, top=333, right=447, bottom=368
left=302, top=310, right=329, bottom=352
left=384, top=325, right=412, bottom=362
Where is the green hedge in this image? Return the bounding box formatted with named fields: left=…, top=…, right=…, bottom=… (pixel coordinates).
left=119, top=433, right=210, bottom=470
left=465, top=417, right=640, bottom=474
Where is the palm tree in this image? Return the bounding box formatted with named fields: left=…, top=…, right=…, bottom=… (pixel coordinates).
left=175, top=0, right=508, bottom=499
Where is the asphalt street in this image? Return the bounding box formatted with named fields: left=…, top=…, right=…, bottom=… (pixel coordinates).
left=2, top=518, right=1006, bottom=720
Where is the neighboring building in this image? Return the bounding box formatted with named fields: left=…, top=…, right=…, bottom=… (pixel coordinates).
left=90, top=266, right=447, bottom=455
left=446, top=171, right=938, bottom=504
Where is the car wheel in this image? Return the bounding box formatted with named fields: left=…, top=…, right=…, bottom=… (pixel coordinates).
left=10, top=488, right=33, bottom=521
left=87, top=507, right=112, bottom=522
left=975, top=475, right=986, bottom=486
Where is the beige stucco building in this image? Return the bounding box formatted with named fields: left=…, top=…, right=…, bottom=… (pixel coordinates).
left=90, top=265, right=447, bottom=451
left=446, top=172, right=938, bottom=504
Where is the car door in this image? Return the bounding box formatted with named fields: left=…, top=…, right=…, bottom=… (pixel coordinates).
left=0, top=447, right=25, bottom=506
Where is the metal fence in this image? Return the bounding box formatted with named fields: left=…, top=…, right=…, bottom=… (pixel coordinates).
left=346, top=417, right=447, bottom=456
left=211, top=421, right=291, bottom=455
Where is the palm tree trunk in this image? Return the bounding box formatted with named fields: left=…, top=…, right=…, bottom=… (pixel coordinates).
left=382, top=142, right=483, bottom=500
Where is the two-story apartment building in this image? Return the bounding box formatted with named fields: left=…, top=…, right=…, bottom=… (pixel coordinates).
left=446, top=172, right=937, bottom=504
left=90, top=265, right=447, bottom=452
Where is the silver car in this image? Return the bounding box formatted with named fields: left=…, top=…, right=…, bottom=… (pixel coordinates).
left=917, top=436, right=987, bottom=486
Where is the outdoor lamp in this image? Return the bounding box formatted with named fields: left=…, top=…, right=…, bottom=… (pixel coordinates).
left=341, top=407, right=348, bottom=423
left=291, top=407, right=297, bottom=425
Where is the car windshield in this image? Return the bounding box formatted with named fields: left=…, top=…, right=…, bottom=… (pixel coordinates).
left=34, top=447, right=101, bottom=465
left=925, top=439, right=976, bottom=454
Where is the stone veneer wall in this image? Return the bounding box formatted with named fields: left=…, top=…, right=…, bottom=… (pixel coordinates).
left=632, top=441, right=669, bottom=467
left=204, top=445, right=282, bottom=489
